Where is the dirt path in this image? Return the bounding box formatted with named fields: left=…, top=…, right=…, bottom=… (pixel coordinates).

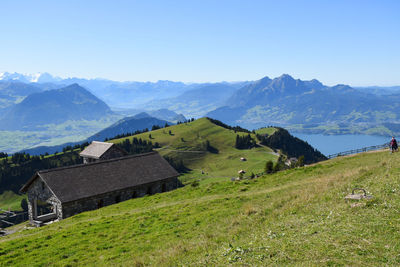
left=256, top=142, right=280, bottom=156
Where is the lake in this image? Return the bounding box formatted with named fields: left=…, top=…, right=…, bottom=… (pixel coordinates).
left=291, top=133, right=390, bottom=156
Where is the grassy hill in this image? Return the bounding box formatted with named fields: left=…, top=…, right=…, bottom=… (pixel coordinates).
left=110, top=118, right=278, bottom=183
left=0, top=118, right=277, bottom=212
left=0, top=191, right=25, bottom=211
left=0, top=149, right=399, bottom=265
left=255, top=127, right=277, bottom=136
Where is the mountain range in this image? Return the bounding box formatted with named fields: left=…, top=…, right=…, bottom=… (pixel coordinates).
left=0, top=72, right=200, bottom=109
left=2, top=71, right=400, bottom=151
left=0, top=72, right=248, bottom=113
left=207, top=74, right=400, bottom=131
left=0, top=84, right=112, bottom=130
left=143, top=82, right=248, bottom=117
left=0, top=72, right=62, bottom=83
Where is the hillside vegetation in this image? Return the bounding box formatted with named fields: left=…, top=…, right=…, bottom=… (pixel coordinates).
left=111, top=118, right=278, bottom=183
left=0, top=149, right=399, bottom=265
left=0, top=191, right=25, bottom=211
left=0, top=118, right=324, bottom=212
left=0, top=118, right=276, bottom=208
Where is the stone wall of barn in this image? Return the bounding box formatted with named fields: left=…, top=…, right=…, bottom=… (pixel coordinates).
left=61, top=177, right=179, bottom=219
left=26, top=178, right=63, bottom=223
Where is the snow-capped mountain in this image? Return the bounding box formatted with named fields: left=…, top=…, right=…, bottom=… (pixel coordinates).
left=0, top=72, right=62, bottom=83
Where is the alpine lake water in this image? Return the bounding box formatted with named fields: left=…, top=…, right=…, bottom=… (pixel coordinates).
left=291, top=133, right=390, bottom=156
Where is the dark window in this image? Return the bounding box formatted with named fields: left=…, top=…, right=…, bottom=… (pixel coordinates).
left=41, top=181, right=45, bottom=191
left=36, top=199, right=52, bottom=216
left=161, top=183, right=167, bottom=192
left=147, top=187, right=152, bottom=195
left=97, top=199, right=104, bottom=209
left=132, top=191, right=137, bottom=199
left=115, top=195, right=121, bottom=203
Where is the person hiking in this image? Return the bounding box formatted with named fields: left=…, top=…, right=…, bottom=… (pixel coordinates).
left=390, top=136, right=398, bottom=153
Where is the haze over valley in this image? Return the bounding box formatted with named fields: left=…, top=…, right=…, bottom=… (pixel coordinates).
left=0, top=72, right=399, bottom=153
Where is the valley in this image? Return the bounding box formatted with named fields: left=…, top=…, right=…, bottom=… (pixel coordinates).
left=0, top=118, right=120, bottom=154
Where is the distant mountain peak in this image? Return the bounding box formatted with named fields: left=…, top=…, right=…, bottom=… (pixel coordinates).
left=278, top=73, right=295, bottom=80
left=132, top=112, right=152, bottom=119
left=331, top=84, right=353, bottom=91
left=225, top=74, right=329, bottom=107
left=259, top=75, right=271, bottom=82
left=274, top=74, right=296, bottom=83
left=63, top=83, right=81, bottom=89
left=0, top=84, right=112, bottom=130
left=0, top=71, right=62, bottom=83
left=270, top=74, right=297, bottom=91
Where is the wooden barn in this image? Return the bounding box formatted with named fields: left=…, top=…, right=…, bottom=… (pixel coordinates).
left=20, top=147, right=179, bottom=226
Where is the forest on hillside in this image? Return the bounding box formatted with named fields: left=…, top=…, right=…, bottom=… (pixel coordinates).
left=257, top=128, right=327, bottom=164
left=0, top=137, right=157, bottom=195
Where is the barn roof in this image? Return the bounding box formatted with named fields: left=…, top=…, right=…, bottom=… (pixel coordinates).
left=79, top=141, right=115, bottom=159
left=20, top=152, right=179, bottom=203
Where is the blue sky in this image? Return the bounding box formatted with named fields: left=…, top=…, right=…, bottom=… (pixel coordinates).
left=1, top=0, right=399, bottom=85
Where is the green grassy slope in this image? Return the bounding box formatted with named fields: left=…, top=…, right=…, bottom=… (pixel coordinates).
left=0, top=118, right=275, bottom=208
left=111, top=118, right=278, bottom=183
left=0, top=191, right=25, bottom=211
left=1, top=150, right=399, bottom=265
left=255, top=127, right=277, bottom=136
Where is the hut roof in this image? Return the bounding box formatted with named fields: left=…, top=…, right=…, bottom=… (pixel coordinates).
left=79, top=141, right=115, bottom=159
left=20, top=152, right=179, bottom=203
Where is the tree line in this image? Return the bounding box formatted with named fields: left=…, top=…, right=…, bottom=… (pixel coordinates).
left=235, top=134, right=257, bottom=149
left=256, top=128, right=327, bottom=164
left=207, top=117, right=251, bottom=133
left=0, top=150, right=83, bottom=193
left=117, top=137, right=159, bottom=155
left=0, top=134, right=162, bottom=194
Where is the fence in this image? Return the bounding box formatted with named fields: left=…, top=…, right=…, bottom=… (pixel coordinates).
left=0, top=210, right=28, bottom=228
left=327, top=143, right=389, bottom=159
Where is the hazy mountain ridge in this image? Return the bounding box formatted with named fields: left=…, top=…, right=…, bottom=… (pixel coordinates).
left=207, top=74, right=400, bottom=130
left=355, top=86, right=400, bottom=95
left=0, top=84, right=113, bottom=130
left=112, top=108, right=186, bottom=124
left=147, top=109, right=186, bottom=123
left=0, top=72, right=201, bottom=108
left=0, top=72, right=249, bottom=112
left=86, top=113, right=169, bottom=143
left=0, top=72, right=62, bottom=83
left=0, top=81, right=62, bottom=109
left=142, top=82, right=249, bottom=117
left=3, top=71, right=400, bottom=140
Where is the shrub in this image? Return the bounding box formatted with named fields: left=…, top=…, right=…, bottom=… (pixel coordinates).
left=265, top=160, right=274, bottom=174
